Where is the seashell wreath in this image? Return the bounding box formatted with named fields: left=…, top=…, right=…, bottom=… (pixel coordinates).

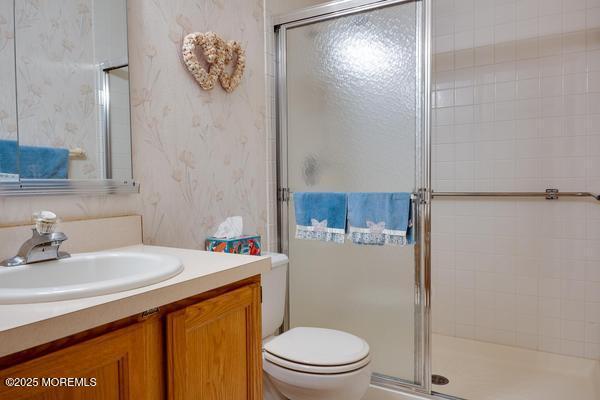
left=182, top=31, right=246, bottom=93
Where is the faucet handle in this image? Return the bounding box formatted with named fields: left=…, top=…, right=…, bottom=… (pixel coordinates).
left=32, top=211, right=58, bottom=234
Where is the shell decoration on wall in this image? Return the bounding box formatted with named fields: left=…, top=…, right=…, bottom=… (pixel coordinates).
left=182, top=32, right=246, bottom=93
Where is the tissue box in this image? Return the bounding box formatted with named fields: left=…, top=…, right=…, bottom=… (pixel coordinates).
left=205, top=235, right=261, bottom=255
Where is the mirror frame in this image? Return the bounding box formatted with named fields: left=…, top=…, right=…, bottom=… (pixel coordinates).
left=99, top=60, right=131, bottom=181
left=0, top=0, right=137, bottom=197
left=0, top=179, right=138, bottom=196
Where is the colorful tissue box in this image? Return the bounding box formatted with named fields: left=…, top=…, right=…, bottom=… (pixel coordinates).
left=205, top=235, right=261, bottom=255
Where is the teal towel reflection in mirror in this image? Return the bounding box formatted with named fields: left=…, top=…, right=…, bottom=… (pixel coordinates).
left=0, top=140, right=69, bottom=179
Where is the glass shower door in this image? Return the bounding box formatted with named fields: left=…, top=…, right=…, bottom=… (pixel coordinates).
left=277, top=0, right=425, bottom=387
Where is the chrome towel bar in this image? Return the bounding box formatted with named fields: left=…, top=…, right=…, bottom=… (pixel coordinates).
left=432, top=189, right=600, bottom=201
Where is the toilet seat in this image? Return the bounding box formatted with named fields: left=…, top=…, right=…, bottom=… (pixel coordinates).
left=264, top=351, right=370, bottom=374
left=263, top=327, right=371, bottom=375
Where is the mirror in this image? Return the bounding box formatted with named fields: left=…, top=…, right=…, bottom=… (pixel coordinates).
left=0, top=0, right=135, bottom=194
left=0, top=0, right=17, bottom=181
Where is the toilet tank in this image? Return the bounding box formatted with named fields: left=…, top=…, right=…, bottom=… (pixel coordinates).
left=261, top=252, right=289, bottom=339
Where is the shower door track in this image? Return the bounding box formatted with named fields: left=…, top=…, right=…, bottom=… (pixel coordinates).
left=273, top=0, right=433, bottom=396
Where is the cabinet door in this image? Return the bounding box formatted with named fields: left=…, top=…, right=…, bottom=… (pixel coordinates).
left=0, top=318, right=163, bottom=400
left=167, top=283, right=262, bottom=400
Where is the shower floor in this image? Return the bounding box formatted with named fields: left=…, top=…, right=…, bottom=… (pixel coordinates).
left=432, top=334, right=600, bottom=400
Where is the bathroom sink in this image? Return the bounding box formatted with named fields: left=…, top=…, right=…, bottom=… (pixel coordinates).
left=0, top=252, right=183, bottom=304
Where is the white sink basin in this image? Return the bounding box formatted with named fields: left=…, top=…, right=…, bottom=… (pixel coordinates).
left=0, top=252, right=183, bottom=304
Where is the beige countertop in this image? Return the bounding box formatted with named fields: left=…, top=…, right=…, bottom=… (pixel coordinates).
left=0, top=245, right=271, bottom=357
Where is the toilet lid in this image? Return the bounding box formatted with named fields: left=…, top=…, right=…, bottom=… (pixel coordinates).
left=263, top=327, right=370, bottom=367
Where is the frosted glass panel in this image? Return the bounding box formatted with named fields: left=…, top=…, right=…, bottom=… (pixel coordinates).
left=286, top=5, right=417, bottom=191
left=285, top=3, right=419, bottom=382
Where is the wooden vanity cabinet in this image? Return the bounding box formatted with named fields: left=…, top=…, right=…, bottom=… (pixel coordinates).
left=0, top=277, right=262, bottom=400
left=0, top=318, right=163, bottom=400
left=167, top=282, right=262, bottom=400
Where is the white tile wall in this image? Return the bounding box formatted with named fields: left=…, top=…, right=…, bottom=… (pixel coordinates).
left=432, top=0, right=600, bottom=359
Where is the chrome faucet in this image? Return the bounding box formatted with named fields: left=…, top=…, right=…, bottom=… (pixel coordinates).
left=1, top=212, right=70, bottom=267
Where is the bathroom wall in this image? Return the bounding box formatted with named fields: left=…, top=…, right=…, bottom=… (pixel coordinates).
left=0, top=195, right=139, bottom=228
left=431, top=0, right=600, bottom=360
left=1, top=0, right=269, bottom=252
left=128, top=0, right=268, bottom=249
left=269, top=0, right=327, bottom=16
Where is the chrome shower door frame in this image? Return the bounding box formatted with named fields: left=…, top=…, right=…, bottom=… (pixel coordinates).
left=274, top=0, right=433, bottom=396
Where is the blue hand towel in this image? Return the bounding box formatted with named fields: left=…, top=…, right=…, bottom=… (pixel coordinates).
left=0, top=139, right=69, bottom=179
left=0, top=139, right=18, bottom=175
left=347, top=192, right=413, bottom=246
left=293, top=192, right=347, bottom=243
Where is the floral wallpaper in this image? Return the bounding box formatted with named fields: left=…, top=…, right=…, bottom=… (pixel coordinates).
left=14, top=0, right=101, bottom=179
left=268, top=0, right=327, bottom=16
left=0, top=0, right=269, bottom=253
left=0, top=0, right=16, bottom=141
left=128, top=0, right=268, bottom=249
left=0, top=194, right=140, bottom=228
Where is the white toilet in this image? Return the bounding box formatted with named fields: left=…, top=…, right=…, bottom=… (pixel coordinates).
left=261, top=253, right=372, bottom=400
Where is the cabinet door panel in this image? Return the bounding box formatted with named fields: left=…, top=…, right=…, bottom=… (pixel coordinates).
left=167, top=283, right=262, bottom=400
left=0, top=318, right=162, bottom=400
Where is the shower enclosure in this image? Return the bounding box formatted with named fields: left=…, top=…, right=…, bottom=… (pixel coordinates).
left=275, top=0, right=600, bottom=399
left=274, top=0, right=432, bottom=395
left=427, top=0, right=600, bottom=398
